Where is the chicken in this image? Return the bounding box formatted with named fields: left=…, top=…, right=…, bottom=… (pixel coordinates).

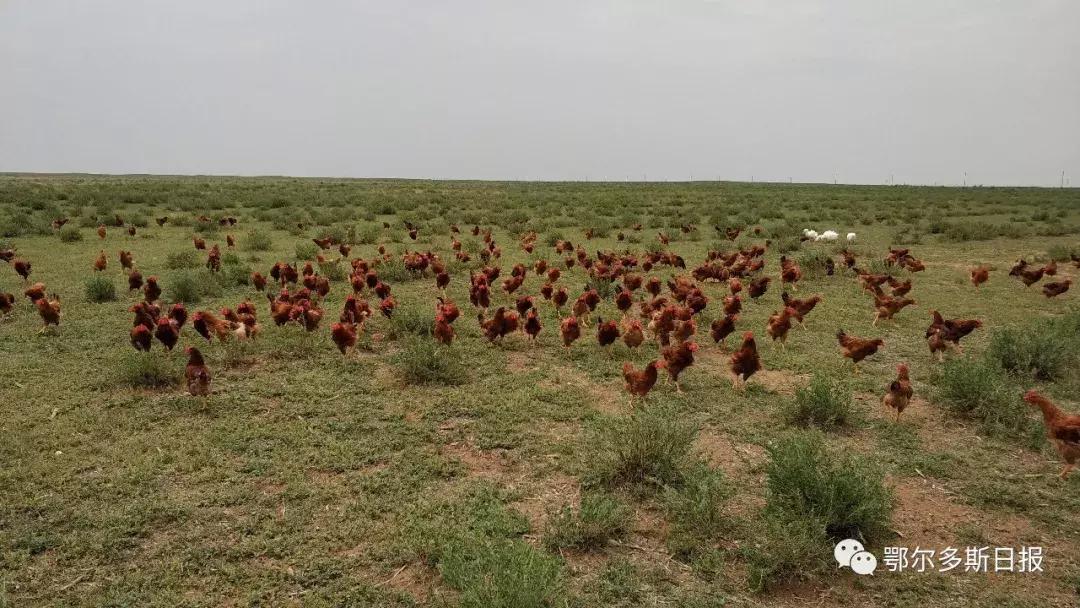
left=144, top=277, right=161, bottom=302
left=766, top=307, right=798, bottom=349
left=780, top=292, right=820, bottom=327
left=660, top=341, right=697, bottom=393
left=1042, top=279, right=1071, bottom=298
left=925, top=311, right=981, bottom=357
left=1009, top=260, right=1045, bottom=287
left=970, top=265, right=991, bottom=289
left=331, top=321, right=358, bottom=355
left=130, top=324, right=153, bottom=352
left=836, top=329, right=884, bottom=372
left=184, top=347, right=212, bottom=402
left=13, top=258, right=31, bottom=282
left=1023, top=390, right=1080, bottom=479
left=93, top=250, right=107, bottom=272
left=434, top=313, right=456, bottom=345
left=722, top=294, right=742, bottom=316
left=622, top=361, right=661, bottom=400
left=779, top=256, right=802, bottom=290
left=596, top=317, right=620, bottom=354
left=872, top=294, right=916, bottom=326
left=882, top=363, right=913, bottom=422
left=169, top=302, right=188, bottom=329
left=710, top=314, right=738, bottom=350
left=379, top=295, right=396, bottom=319
left=193, top=237, right=206, bottom=250
left=729, top=331, right=761, bottom=390
left=515, top=295, right=535, bottom=317
left=1043, top=260, right=1058, bottom=277
left=35, top=294, right=61, bottom=333
left=192, top=311, right=232, bottom=342
left=24, top=282, right=46, bottom=303
left=551, top=287, right=568, bottom=314
left=119, top=250, right=134, bottom=271
left=0, top=292, right=14, bottom=316
left=887, top=277, right=912, bottom=297
left=615, top=289, right=634, bottom=314
left=621, top=318, right=644, bottom=349
left=127, top=270, right=144, bottom=292
left=97, top=225, right=107, bottom=239
left=479, top=307, right=519, bottom=342
left=156, top=216, right=168, bottom=227
left=154, top=317, right=180, bottom=351
left=747, top=276, right=770, bottom=301
left=560, top=316, right=581, bottom=348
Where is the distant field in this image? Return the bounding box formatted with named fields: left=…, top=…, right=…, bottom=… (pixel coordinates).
left=1, top=176, right=1079, bottom=607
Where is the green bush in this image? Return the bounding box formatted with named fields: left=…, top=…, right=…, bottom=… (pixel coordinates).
left=388, top=303, right=433, bottom=339
left=663, top=462, right=732, bottom=557
left=376, top=258, right=414, bottom=283
left=393, top=339, right=464, bottom=385
left=222, top=264, right=252, bottom=287
left=295, top=241, right=318, bottom=260
left=794, top=250, right=832, bottom=279
left=117, top=352, right=177, bottom=388
left=354, top=223, right=381, bottom=245
left=783, top=375, right=857, bottom=431
left=586, top=276, right=615, bottom=300
left=746, top=515, right=831, bottom=593
left=987, top=316, right=1079, bottom=381
left=167, top=271, right=204, bottom=304
left=165, top=249, right=200, bottom=270
left=764, top=431, right=893, bottom=543
left=543, top=492, right=631, bottom=551
left=587, top=404, right=698, bottom=490
left=934, top=357, right=1036, bottom=438
left=58, top=226, right=83, bottom=242
left=84, top=276, right=117, bottom=303
left=439, top=538, right=563, bottom=608
left=772, top=236, right=802, bottom=254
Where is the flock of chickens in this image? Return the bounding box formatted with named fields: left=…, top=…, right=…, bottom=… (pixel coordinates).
left=2, top=216, right=1078, bottom=479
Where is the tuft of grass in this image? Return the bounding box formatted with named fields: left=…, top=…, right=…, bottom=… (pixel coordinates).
left=543, top=492, right=631, bottom=551
left=586, top=404, right=698, bottom=490
left=934, top=357, right=1037, bottom=440
left=387, top=303, right=433, bottom=339
left=164, top=249, right=200, bottom=270
left=746, top=514, right=831, bottom=593
left=586, top=276, right=615, bottom=300
left=354, top=223, right=381, bottom=244
left=241, top=228, right=273, bottom=252
left=117, top=352, right=177, bottom=388
left=439, top=537, right=564, bottom=608
left=166, top=271, right=210, bottom=304
left=83, top=276, right=117, bottom=303
left=295, top=241, right=319, bottom=261
left=783, top=374, right=857, bottom=431
left=986, top=316, right=1079, bottom=381
left=376, top=258, right=414, bottom=283
left=393, top=338, right=464, bottom=385
left=58, top=226, right=83, bottom=242
left=663, top=462, right=733, bottom=557
left=795, top=249, right=832, bottom=279
left=764, top=430, right=893, bottom=543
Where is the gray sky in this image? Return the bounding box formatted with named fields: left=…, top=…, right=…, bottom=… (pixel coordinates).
left=1, top=1, right=1077, bottom=185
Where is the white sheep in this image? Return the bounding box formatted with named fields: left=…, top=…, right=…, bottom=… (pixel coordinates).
left=816, top=230, right=839, bottom=242
left=846, top=232, right=857, bottom=243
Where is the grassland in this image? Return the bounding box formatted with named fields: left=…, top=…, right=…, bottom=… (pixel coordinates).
left=1, top=175, right=1079, bottom=607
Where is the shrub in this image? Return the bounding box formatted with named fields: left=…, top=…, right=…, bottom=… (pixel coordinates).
left=117, top=352, right=177, bottom=388
left=376, top=258, right=414, bottom=283
left=987, top=317, right=1079, bottom=381
left=58, top=226, right=83, bottom=242
left=222, top=264, right=252, bottom=287
left=772, top=236, right=802, bottom=254
left=663, top=462, right=732, bottom=557
left=794, top=250, right=832, bottom=279
left=295, top=241, right=318, bottom=261
left=84, top=276, right=117, bottom=303
left=388, top=303, right=432, bottom=339
left=439, top=538, right=563, bottom=608
left=167, top=271, right=204, bottom=304
left=164, top=249, right=200, bottom=270
left=393, top=339, right=464, bottom=385
left=587, top=404, right=698, bottom=490
left=783, top=375, right=857, bottom=431
left=586, top=276, right=615, bottom=300
left=764, top=431, right=893, bottom=543
left=354, top=223, right=381, bottom=245
left=544, top=492, right=630, bottom=551
left=746, top=515, right=830, bottom=593
left=243, top=229, right=273, bottom=251
left=934, top=357, right=1034, bottom=438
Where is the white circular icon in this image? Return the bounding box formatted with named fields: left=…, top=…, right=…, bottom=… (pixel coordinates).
left=849, top=550, right=878, bottom=575
left=834, top=539, right=865, bottom=568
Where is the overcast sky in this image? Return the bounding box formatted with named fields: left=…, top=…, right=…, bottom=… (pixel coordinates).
left=1, top=1, right=1077, bottom=185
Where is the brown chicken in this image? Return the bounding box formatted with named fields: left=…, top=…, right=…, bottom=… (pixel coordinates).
left=144, top=277, right=161, bottom=302
left=24, top=282, right=46, bottom=303
left=154, top=317, right=180, bottom=351
left=779, top=256, right=802, bottom=290
left=660, top=341, right=698, bottom=393
left=872, top=294, right=916, bottom=326
left=882, top=363, right=913, bottom=422
left=970, top=265, right=991, bottom=289
left=97, top=225, right=107, bottom=239
left=925, top=311, right=981, bottom=357
left=780, top=292, right=820, bottom=327
left=184, top=347, right=212, bottom=403
left=193, top=237, right=206, bottom=250
left=747, top=276, right=770, bottom=301
left=623, top=361, right=662, bottom=400
left=596, top=317, right=620, bottom=354
left=560, top=316, right=581, bottom=348
left=837, top=329, right=883, bottom=372
left=93, top=250, right=107, bottom=272
left=127, top=269, right=144, bottom=292
left=1042, top=279, right=1071, bottom=298
left=722, top=294, right=742, bottom=316
left=621, top=318, right=644, bottom=349
left=1009, top=260, right=1044, bottom=287
left=710, top=314, right=738, bottom=350
left=130, top=324, right=152, bottom=352
left=1023, top=390, right=1080, bottom=480
left=119, top=250, right=134, bottom=271
left=193, top=311, right=232, bottom=342
left=479, top=307, right=519, bottom=342
left=331, top=322, right=359, bottom=355
left=729, top=331, right=761, bottom=390
left=13, top=258, right=31, bottom=282
left=523, top=309, right=542, bottom=341
left=35, top=294, right=61, bottom=333
left=766, top=307, right=798, bottom=349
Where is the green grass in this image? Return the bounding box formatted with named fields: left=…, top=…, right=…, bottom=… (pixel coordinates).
left=83, top=275, right=117, bottom=303
left=2, top=175, right=1080, bottom=606
left=783, top=374, right=857, bottom=430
